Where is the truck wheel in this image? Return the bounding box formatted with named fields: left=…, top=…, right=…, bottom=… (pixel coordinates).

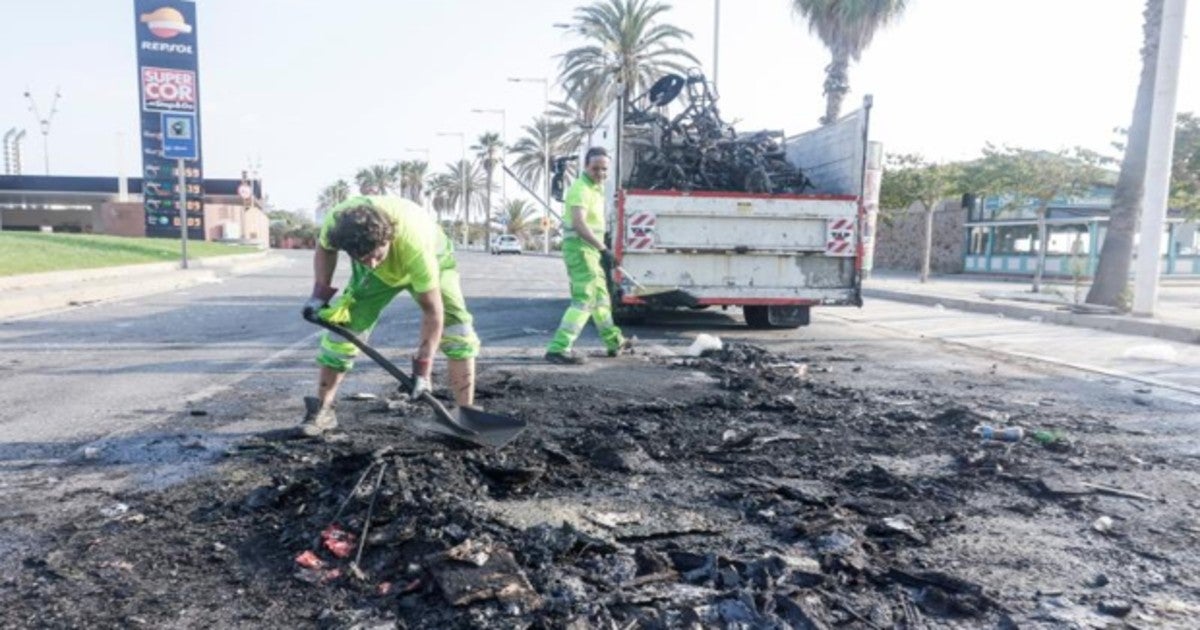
left=744, top=305, right=809, bottom=329
left=743, top=305, right=772, bottom=329
left=614, top=305, right=646, bottom=326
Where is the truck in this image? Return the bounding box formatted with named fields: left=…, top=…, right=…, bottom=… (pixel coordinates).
left=573, top=72, right=881, bottom=329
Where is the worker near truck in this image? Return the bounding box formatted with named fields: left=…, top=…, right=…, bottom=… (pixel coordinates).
left=545, top=146, right=632, bottom=364
left=298, top=196, right=481, bottom=436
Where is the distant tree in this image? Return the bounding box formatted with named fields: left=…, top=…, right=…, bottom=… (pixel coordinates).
left=509, top=117, right=572, bottom=197
left=558, top=0, right=699, bottom=110
left=879, top=154, right=963, bottom=283
left=550, top=88, right=606, bottom=153
left=426, top=173, right=456, bottom=225
left=267, top=209, right=318, bottom=248
left=398, top=160, right=429, bottom=203
left=1169, top=112, right=1200, bottom=219
left=975, top=146, right=1108, bottom=293
left=354, top=163, right=399, bottom=195
left=443, top=159, right=491, bottom=245
left=1088, top=0, right=1162, bottom=308
left=316, top=180, right=350, bottom=214
left=790, top=0, right=908, bottom=125
left=472, top=132, right=505, bottom=248
left=501, top=199, right=538, bottom=239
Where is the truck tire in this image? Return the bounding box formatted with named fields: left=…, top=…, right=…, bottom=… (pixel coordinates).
left=743, top=305, right=772, bottom=329
left=744, top=305, right=809, bottom=329
left=613, top=305, right=646, bottom=326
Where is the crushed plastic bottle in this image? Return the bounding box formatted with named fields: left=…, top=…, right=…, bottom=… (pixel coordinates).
left=1032, top=430, right=1065, bottom=445
left=973, top=425, right=1025, bottom=442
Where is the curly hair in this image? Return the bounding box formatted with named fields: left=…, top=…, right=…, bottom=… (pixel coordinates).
left=327, top=201, right=394, bottom=259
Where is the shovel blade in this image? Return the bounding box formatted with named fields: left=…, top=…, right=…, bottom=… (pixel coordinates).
left=421, top=406, right=527, bottom=449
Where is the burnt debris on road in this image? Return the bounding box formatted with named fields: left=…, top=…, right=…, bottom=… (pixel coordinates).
left=4, top=340, right=1198, bottom=628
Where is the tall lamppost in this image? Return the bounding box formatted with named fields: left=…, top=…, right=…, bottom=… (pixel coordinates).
left=508, top=77, right=551, bottom=253
left=436, top=131, right=468, bottom=247
left=23, top=88, right=61, bottom=175
left=403, top=147, right=430, bottom=162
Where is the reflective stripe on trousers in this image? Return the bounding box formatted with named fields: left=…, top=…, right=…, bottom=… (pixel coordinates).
left=546, top=239, right=623, bottom=354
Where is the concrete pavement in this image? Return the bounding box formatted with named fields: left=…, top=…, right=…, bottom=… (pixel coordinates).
left=864, top=271, right=1200, bottom=344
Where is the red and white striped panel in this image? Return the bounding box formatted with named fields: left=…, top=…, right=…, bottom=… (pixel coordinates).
left=626, top=212, right=657, bottom=250
left=626, top=236, right=655, bottom=250
left=825, top=217, right=855, bottom=257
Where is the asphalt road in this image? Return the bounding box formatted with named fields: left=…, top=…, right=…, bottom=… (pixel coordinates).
left=1, top=248, right=1197, bottom=472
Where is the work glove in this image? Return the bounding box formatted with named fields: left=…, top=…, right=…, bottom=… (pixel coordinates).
left=302, top=298, right=326, bottom=320
left=410, top=357, right=433, bottom=401
left=303, top=284, right=338, bottom=320
left=600, top=249, right=616, bottom=269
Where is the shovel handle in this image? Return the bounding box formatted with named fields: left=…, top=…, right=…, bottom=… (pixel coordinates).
left=302, top=312, right=476, bottom=436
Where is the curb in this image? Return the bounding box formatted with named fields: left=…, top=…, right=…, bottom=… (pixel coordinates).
left=863, top=287, right=1200, bottom=345
left=0, top=252, right=282, bottom=320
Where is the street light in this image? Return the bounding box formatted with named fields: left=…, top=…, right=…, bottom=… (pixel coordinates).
left=508, top=76, right=551, bottom=254
left=23, top=87, right=61, bottom=175
left=403, top=147, right=430, bottom=162
left=436, top=131, right=468, bottom=247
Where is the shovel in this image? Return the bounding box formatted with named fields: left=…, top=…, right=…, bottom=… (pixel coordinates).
left=304, top=313, right=526, bottom=449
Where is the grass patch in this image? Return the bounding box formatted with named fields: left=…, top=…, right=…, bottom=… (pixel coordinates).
left=0, top=232, right=258, bottom=276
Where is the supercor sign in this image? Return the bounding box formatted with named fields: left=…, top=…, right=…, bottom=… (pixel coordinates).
left=141, top=67, right=196, bottom=112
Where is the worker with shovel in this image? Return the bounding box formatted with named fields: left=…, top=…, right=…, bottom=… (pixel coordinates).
left=298, top=196, right=480, bottom=437
left=544, top=146, right=632, bottom=364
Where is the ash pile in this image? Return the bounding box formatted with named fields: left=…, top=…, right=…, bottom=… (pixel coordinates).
left=624, top=70, right=813, bottom=195
left=220, top=343, right=1045, bottom=628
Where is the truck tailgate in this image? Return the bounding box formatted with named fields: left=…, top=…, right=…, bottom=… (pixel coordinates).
left=617, top=191, right=860, bottom=305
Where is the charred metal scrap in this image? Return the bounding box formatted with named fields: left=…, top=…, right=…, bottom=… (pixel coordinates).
left=625, top=70, right=814, bottom=195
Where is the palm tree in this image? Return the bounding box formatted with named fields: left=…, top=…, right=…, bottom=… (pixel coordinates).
left=501, top=199, right=537, bottom=239
left=549, top=88, right=605, bottom=155
left=354, top=163, right=399, bottom=195
left=472, top=132, right=505, bottom=248
left=1088, top=0, right=1163, bottom=308
left=509, top=117, right=573, bottom=194
left=426, top=173, right=456, bottom=226
left=316, top=179, right=350, bottom=215
left=444, top=159, right=491, bottom=245
left=558, top=0, right=700, bottom=110
left=791, top=0, right=908, bottom=125
left=398, top=160, right=429, bottom=203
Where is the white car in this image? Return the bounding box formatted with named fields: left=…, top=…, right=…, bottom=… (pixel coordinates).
left=491, top=234, right=522, bottom=255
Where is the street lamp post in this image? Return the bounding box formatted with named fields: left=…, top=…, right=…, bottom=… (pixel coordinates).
left=436, top=132, right=468, bottom=247
left=403, top=147, right=430, bottom=162
left=508, top=77, right=551, bottom=254
left=23, top=88, right=61, bottom=175
left=1133, top=0, right=1188, bottom=316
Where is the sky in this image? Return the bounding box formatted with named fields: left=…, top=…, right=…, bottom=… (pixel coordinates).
left=1, top=0, right=1197, bottom=215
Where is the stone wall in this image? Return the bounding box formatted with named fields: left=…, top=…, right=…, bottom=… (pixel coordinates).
left=873, top=200, right=965, bottom=273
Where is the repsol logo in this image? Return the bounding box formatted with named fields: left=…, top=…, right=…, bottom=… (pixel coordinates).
left=141, top=40, right=194, bottom=55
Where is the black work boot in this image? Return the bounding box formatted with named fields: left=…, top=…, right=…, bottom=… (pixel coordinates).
left=298, top=396, right=338, bottom=436
left=544, top=350, right=587, bottom=365
left=606, top=336, right=637, bottom=358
